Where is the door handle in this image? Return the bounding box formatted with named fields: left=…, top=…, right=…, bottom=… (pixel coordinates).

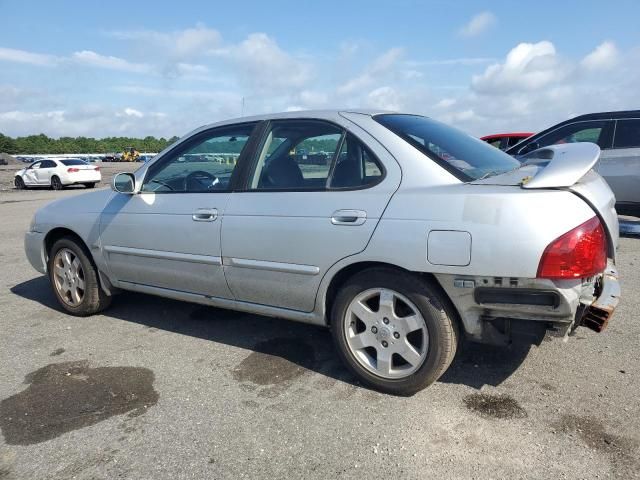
left=331, top=209, right=367, bottom=226
left=192, top=208, right=218, bottom=222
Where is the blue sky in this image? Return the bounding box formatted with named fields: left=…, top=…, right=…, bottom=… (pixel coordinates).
left=1, top=0, right=639, bottom=138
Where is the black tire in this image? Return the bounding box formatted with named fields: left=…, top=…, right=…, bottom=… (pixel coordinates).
left=84, top=182, right=96, bottom=189
left=51, top=176, right=63, bottom=190
left=14, top=176, right=26, bottom=190
left=331, top=267, right=459, bottom=396
left=48, top=236, right=112, bottom=316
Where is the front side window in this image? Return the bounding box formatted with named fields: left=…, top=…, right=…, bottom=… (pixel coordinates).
left=375, top=114, right=520, bottom=180
left=29, top=161, right=42, bottom=169
left=142, top=124, right=255, bottom=193
left=613, top=119, right=640, bottom=148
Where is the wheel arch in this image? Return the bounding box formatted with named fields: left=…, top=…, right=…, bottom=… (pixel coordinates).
left=323, top=261, right=463, bottom=331
left=44, top=227, right=114, bottom=296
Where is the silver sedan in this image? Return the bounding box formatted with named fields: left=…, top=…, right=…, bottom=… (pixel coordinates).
left=24, top=110, right=621, bottom=395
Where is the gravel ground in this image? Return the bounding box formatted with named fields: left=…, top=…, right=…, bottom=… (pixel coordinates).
left=0, top=186, right=639, bottom=479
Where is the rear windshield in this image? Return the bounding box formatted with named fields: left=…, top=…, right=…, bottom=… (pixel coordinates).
left=375, top=114, right=520, bottom=180
left=60, top=159, right=88, bottom=166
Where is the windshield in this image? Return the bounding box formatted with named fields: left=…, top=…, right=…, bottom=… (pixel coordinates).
left=375, top=114, right=520, bottom=180
left=60, top=159, right=88, bottom=166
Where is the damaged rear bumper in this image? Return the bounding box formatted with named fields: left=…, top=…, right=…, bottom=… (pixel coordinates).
left=435, top=260, right=621, bottom=345
left=579, top=262, right=620, bottom=333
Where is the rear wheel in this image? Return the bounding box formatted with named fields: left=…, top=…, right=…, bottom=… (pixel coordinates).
left=48, top=237, right=112, bottom=316
left=84, top=182, right=96, bottom=189
left=331, top=268, right=458, bottom=395
left=51, top=176, right=63, bottom=190
left=14, top=176, right=26, bottom=190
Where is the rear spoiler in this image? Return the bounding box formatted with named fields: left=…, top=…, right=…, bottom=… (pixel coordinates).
left=520, top=143, right=600, bottom=189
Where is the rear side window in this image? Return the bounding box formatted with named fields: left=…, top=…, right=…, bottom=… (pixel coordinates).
left=248, top=120, right=384, bottom=191
left=613, top=119, right=640, bottom=148
left=375, top=114, right=520, bottom=180
left=61, top=159, right=87, bottom=166
left=250, top=121, right=342, bottom=190
left=330, top=134, right=383, bottom=188
left=41, top=160, right=57, bottom=168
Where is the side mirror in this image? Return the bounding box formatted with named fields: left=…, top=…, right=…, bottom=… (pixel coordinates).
left=111, top=172, right=136, bottom=194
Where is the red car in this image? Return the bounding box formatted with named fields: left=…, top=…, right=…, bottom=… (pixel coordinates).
left=481, top=132, right=533, bottom=150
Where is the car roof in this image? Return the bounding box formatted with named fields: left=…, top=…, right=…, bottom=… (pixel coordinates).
left=197, top=109, right=395, bottom=130
left=568, top=110, right=640, bottom=121
left=481, top=133, right=533, bottom=140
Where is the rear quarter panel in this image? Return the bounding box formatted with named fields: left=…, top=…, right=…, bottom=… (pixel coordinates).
left=362, top=184, right=597, bottom=278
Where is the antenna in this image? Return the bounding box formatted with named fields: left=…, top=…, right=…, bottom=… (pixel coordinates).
left=241, top=97, right=245, bottom=117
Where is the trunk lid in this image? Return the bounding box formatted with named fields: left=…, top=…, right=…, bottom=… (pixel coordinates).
left=472, top=143, right=619, bottom=255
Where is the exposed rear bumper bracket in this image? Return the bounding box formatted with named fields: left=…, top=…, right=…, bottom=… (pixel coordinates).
left=580, top=263, right=620, bottom=333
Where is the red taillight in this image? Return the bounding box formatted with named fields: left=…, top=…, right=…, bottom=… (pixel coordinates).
left=67, top=167, right=80, bottom=173
left=537, top=216, right=607, bottom=279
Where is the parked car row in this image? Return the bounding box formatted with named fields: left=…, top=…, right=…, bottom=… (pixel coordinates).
left=483, top=110, right=640, bottom=217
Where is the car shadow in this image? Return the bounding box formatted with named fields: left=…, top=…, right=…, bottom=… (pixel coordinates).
left=11, top=276, right=531, bottom=392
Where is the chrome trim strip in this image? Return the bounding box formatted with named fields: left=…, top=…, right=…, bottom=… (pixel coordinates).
left=104, top=245, right=222, bottom=265
left=225, top=257, right=320, bottom=276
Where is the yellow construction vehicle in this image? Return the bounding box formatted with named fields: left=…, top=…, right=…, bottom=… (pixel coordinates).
left=121, top=146, right=140, bottom=162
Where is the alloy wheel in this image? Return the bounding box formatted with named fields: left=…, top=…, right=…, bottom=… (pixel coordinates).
left=52, top=248, right=86, bottom=306
left=343, top=288, right=429, bottom=379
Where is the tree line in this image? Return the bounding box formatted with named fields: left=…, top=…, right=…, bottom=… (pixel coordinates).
left=0, top=133, right=181, bottom=155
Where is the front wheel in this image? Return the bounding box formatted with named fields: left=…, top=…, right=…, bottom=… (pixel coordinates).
left=14, top=176, right=26, bottom=190
left=51, top=176, right=63, bottom=190
left=48, top=237, right=112, bottom=316
left=331, top=268, right=458, bottom=396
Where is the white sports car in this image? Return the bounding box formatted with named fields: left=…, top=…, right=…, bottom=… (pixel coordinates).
left=24, top=110, right=621, bottom=395
left=15, top=158, right=101, bottom=190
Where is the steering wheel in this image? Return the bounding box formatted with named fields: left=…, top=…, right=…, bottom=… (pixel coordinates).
left=185, top=170, right=220, bottom=191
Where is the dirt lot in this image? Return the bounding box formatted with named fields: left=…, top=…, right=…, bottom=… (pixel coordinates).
left=0, top=185, right=639, bottom=479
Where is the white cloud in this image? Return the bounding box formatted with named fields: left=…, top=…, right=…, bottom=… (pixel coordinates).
left=110, top=24, right=221, bottom=60
left=337, top=48, right=404, bottom=95
left=124, top=107, right=144, bottom=118
left=458, top=12, right=497, bottom=37
left=0, top=107, right=174, bottom=138
left=471, top=41, right=565, bottom=94
left=72, top=50, right=152, bottom=73
left=3, top=31, right=640, bottom=141
left=581, top=41, right=619, bottom=70
left=366, top=86, right=401, bottom=111
left=414, top=57, right=496, bottom=66
left=217, top=33, right=311, bottom=93
left=0, top=47, right=58, bottom=66
left=435, top=98, right=457, bottom=109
